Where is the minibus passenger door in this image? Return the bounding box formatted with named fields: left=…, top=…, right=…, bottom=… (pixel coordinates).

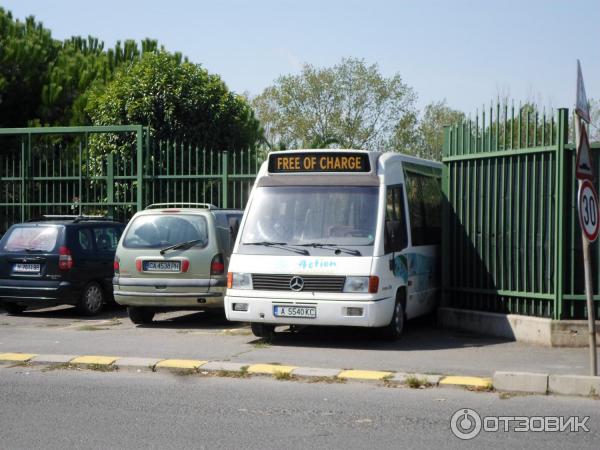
left=384, top=185, right=409, bottom=300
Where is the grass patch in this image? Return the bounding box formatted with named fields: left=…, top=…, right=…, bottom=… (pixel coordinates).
left=215, top=366, right=250, bottom=378
left=171, top=368, right=198, bottom=376
left=252, top=339, right=271, bottom=349
left=273, top=371, right=294, bottom=381
left=10, top=361, right=32, bottom=368
left=86, top=364, right=117, bottom=372
left=405, top=375, right=430, bottom=389
left=467, top=383, right=494, bottom=392
left=41, top=363, right=74, bottom=372
left=307, top=376, right=346, bottom=384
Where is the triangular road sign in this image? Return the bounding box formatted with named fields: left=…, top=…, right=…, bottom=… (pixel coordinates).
left=576, top=124, right=594, bottom=181
left=576, top=60, right=590, bottom=123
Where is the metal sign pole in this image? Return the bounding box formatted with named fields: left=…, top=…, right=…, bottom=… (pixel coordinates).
left=575, top=114, right=598, bottom=376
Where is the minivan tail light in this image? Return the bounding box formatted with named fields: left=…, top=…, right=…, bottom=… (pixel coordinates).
left=211, top=254, right=225, bottom=275
left=181, top=260, right=190, bottom=273
left=113, top=256, right=120, bottom=274
left=135, top=260, right=142, bottom=272
left=58, top=246, right=73, bottom=270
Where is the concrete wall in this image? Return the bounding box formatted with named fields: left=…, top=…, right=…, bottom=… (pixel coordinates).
left=438, top=307, right=600, bottom=347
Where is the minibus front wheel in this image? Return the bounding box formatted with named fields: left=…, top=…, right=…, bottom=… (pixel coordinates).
left=251, top=322, right=275, bottom=342
left=379, top=290, right=406, bottom=340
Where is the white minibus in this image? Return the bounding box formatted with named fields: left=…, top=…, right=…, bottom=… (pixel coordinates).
left=225, top=150, right=442, bottom=340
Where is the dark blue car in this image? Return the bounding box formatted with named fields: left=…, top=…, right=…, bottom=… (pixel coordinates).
left=0, top=216, right=124, bottom=315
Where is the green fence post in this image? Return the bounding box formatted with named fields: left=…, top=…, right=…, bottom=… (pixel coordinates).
left=107, top=153, right=114, bottom=217
left=20, top=136, right=26, bottom=222
left=554, top=108, right=569, bottom=319
left=136, top=126, right=143, bottom=212
left=441, top=126, right=452, bottom=306
left=221, top=151, right=229, bottom=208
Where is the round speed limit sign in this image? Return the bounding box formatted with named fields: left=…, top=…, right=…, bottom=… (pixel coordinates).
left=578, top=179, right=600, bottom=242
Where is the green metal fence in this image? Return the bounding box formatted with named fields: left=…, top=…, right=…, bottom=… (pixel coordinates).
left=0, top=125, right=263, bottom=234
left=442, top=107, right=600, bottom=320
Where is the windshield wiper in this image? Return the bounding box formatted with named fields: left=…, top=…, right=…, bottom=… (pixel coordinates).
left=298, top=243, right=362, bottom=256
left=160, top=239, right=204, bottom=255
left=244, top=241, right=309, bottom=255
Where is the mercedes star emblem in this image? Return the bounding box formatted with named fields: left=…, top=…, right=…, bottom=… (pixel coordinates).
left=289, top=276, right=305, bottom=291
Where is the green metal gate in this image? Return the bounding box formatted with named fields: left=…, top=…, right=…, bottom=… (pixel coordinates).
left=0, top=126, right=263, bottom=234
left=442, top=107, right=600, bottom=320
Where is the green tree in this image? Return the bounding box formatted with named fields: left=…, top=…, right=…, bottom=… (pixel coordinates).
left=85, top=51, right=261, bottom=159
left=40, top=37, right=162, bottom=126
left=252, top=58, right=416, bottom=150
left=0, top=9, right=58, bottom=127
left=390, top=100, right=464, bottom=161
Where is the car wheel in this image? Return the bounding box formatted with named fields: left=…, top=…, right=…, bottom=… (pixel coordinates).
left=127, top=307, right=155, bottom=325
left=77, top=282, right=105, bottom=316
left=250, top=322, right=275, bottom=342
left=3, top=302, right=27, bottom=315
left=379, top=292, right=406, bottom=340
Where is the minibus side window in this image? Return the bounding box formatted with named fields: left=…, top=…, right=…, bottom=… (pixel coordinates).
left=405, top=171, right=442, bottom=246
left=384, top=185, right=408, bottom=253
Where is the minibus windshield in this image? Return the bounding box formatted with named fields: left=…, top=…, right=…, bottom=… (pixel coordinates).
left=240, top=186, right=378, bottom=255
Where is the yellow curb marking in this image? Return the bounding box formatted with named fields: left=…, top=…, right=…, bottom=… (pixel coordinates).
left=70, top=355, right=119, bottom=366
left=155, top=359, right=207, bottom=370
left=0, top=352, right=38, bottom=362
left=337, top=370, right=393, bottom=380
left=246, top=364, right=297, bottom=375
left=439, top=376, right=493, bottom=388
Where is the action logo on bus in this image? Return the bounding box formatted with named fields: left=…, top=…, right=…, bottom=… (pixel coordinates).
left=268, top=152, right=371, bottom=174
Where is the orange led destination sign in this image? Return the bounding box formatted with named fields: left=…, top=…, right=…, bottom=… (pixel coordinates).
left=268, top=152, right=371, bottom=173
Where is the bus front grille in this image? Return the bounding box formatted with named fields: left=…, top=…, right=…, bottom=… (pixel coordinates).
left=251, top=274, right=345, bottom=292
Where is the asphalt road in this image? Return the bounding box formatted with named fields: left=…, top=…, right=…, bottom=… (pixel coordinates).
left=0, top=304, right=592, bottom=376
left=1, top=365, right=598, bottom=450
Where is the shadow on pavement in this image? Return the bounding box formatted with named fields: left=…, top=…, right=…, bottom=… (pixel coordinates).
left=136, top=310, right=248, bottom=331
left=261, top=315, right=511, bottom=351
left=0, top=303, right=128, bottom=321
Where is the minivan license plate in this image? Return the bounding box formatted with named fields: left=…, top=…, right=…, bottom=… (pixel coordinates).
left=273, top=305, right=316, bottom=319
left=14, top=263, right=41, bottom=273
left=143, top=261, right=181, bottom=272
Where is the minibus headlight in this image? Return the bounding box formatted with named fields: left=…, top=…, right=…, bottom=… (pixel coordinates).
left=343, top=276, right=379, bottom=293
left=230, top=272, right=253, bottom=290
left=343, top=276, right=369, bottom=293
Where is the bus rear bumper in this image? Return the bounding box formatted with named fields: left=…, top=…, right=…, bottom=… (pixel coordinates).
left=224, top=295, right=395, bottom=327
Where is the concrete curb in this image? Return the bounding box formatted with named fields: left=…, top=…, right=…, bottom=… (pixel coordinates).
left=493, top=371, right=549, bottom=394
left=3, top=351, right=597, bottom=397
left=548, top=374, right=600, bottom=397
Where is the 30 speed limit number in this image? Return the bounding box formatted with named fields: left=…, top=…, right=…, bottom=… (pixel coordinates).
left=578, top=179, right=600, bottom=242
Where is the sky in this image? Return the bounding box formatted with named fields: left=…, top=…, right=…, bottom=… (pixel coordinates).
left=2, top=0, right=599, bottom=116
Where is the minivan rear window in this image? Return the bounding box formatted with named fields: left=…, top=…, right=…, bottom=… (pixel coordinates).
left=2, top=226, right=60, bottom=252
left=123, top=215, right=208, bottom=249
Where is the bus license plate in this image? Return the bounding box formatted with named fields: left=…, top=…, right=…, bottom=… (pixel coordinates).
left=14, top=263, right=41, bottom=273
left=143, top=261, right=181, bottom=272
left=273, top=305, right=316, bottom=319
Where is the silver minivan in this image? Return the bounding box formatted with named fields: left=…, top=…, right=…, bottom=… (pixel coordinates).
left=113, top=203, right=242, bottom=324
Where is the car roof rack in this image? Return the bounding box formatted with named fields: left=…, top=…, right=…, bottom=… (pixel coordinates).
left=144, top=203, right=218, bottom=210
left=27, top=215, right=114, bottom=223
